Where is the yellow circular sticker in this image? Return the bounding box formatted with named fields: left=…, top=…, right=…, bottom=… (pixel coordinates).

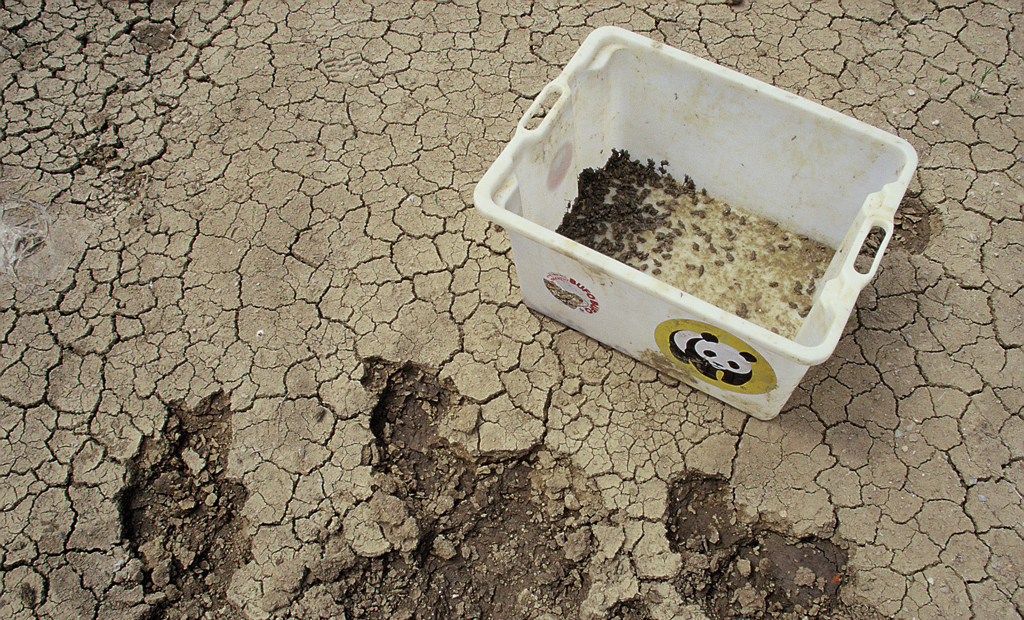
left=655, top=319, right=776, bottom=395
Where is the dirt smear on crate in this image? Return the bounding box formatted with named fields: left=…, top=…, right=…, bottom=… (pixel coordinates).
left=666, top=473, right=884, bottom=620
left=333, top=361, right=592, bottom=619
left=122, top=393, right=250, bottom=620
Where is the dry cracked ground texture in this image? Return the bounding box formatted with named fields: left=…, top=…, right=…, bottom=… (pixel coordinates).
left=0, top=0, right=1021, bottom=619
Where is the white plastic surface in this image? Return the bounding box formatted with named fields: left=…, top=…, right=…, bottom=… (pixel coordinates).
left=474, top=27, right=917, bottom=419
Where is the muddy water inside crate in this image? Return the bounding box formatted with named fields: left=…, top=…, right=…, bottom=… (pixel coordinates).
left=557, top=150, right=834, bottom=339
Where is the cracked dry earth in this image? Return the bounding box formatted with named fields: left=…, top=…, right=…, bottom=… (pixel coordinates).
left=0, top=0, right=1021, bottom=619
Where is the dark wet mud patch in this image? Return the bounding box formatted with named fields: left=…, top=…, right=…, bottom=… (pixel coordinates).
left=336, top=360, right=591, bottom=620
left=80, top=143, right=120, bottom=170
left=667, top=473, right=883, bottom=620
left=892, top=191, right=936, bottom=254
left=122, top=392, right=250, bottom=620
left=133, top=22, right=175, bottom=52
left=859, top=191, right=936, bottom=260
left=340, top=464, right=590, bottom=620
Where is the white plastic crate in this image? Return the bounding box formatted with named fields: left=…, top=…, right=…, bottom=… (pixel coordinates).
left=474, top=27, right=917, bottom=420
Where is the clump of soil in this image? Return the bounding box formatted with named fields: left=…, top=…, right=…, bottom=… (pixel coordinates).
left=666, top=473, right=863, bottom=620
left=334, top=360, right=592, bottom=619
left=122, top=392, right=250, bottom=620
left=557, top=150, right=834, bottom=339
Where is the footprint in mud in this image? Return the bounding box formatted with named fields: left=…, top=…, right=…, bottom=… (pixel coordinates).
left=321, top=50, right=363, bottom=82
left=666, top=474, right=867, bottom=620
left=335, top=363, right=879, bottom=620
left=122, top=393, right=250, bottom=620
left=335, top=360, right=592, bottom=620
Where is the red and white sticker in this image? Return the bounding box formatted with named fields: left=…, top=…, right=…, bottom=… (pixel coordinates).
left=543, top=273, right=599, bottom=314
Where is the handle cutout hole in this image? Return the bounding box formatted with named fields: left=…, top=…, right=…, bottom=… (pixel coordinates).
left=522, top=87, right=562, bottom=130
left=854, top=226, right=887, bottom=275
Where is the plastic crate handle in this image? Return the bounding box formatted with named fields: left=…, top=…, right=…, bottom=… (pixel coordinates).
left=840, top=216, right=893, bottom=288
left=517, top=81, right=569, bottom=135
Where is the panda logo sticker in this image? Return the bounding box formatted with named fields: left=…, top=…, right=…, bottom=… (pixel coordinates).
left=543, top=273, right=599, bottom=314
left=655, top=319, right=776, bottom=395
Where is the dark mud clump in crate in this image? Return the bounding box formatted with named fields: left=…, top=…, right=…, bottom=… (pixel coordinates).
left=557, top=150, right=835, bottom=339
